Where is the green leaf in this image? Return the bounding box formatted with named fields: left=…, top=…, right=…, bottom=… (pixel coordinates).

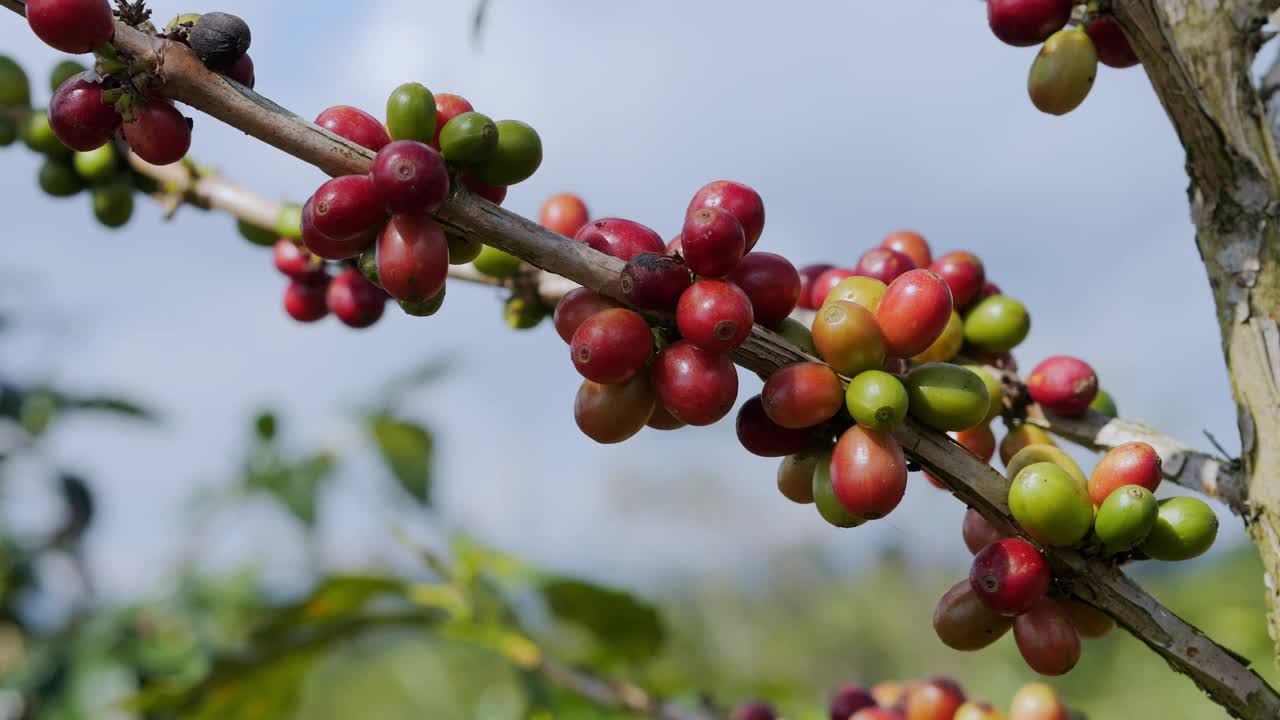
left=254, top=412, right=277, bottom=441
left=244, top=449, right=335, bottom=528
left=63, top=394, right=157, bottom=421
left=538, top=578, right=664, bottom=664
left=368, top=414, right=434, bottom=505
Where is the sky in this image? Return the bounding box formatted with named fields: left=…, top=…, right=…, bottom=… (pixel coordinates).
left=0, top=1, right=1248, bottom=600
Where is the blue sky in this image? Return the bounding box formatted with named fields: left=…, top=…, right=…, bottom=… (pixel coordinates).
left=0, top=1, right=1244, bottom=598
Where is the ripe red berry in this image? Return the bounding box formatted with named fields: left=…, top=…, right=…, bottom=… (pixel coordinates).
left=666, top=234, right=684, bottom=256
left=727, top=252, right=801, bottom=327
left=1013, top=598, right=1081, bottom=676
left=987, top=0, right=1074, bottom=47
left=797, top=264, right=835, bottom=310
left=855, top=247, right=915, bottom=285
left=963, top=508, right=1008, bottom=555
left=575, top=375, right=656, bottom=444
left=226, top=53, right=255, bottom=87
left=574, top=218, right=665, bottom=261
left=1088, top=441, right=1162, bottom=505
left=461, top=173, right=507, bottom=205
left=875, top=269, right=954, bottom=358
left=570, top=308, right=653, bottom=384
left=969, top=538, right=1051, bottom=616
left=903, top=678, right=966, bottom=720
left=929, top=251, right=986, bottom=309
left=375, top=214, right=449, bottom=302
left=830, top=425, right=908, bottom=521
left=540, top=193, right=590, bottom=237
left=809, top=267, right=856, bottom=307
left=676, top=279, right=754, bottom=354
left=735, top=395, right=821, bottom=457
left=122, top=100, right=191, bottom=166
left=881, top=230, right=933, bottom=269
left=432, top=93, right=474, bottom=148
left=620, top=252, right=692, bottom=310
left=273, top=239, right=324, bottom=278
left=370, top=140, right=450, bottom=214
left=311, top=174, right=385, bottom=241
left=761, top=362, right=843, bottom=429
left=1087, top=16, right=1140, bottom=68
left=646, top=403, right=686, bottom=431
left=681, top=207, right=745, bottom=277
left=48, top=74, right=120, bottom=151
left=553, top=288, right=619, bottom=344
left=730, top=702, right=776, bottom=720
left=650, top=341, right=739, bottom=426
left=1026, top=355, right=1098, bottom=416
left=315, top=105, right=391, bottom=152
left=301, top=198, right=375, bottom=260
left=977, top=281, right=1002, bottom=303
left=327, top=267, right=386, bottom=328
left=27, top=0, right=114, bottom=54
left=829, top=686, right=876, bottom=720
left=687, top=180, right=765, bottom=251
left=283, top=274, right=330, bottom=323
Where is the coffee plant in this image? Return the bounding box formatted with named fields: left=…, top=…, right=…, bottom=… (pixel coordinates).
left=2, top=0, right=1280, bottom=717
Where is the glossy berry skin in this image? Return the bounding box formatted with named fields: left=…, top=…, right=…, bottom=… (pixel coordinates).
left=575, top=374, right=656, bottom=444
left=829, top=686, right=876, bottom=720
left=736, top=395, right=822, bottom=457
left=315, top=106, right=391, bottom=152
left=903, top=678, right=966, bottom=720
left=954, top=702, right=1008, bottom=720
left=1086, top=16, right=1140, bottom=68
left=1014, top=598, right=1082, bottom=676
left=777, top=452, right=820, bottom=503
left=963, top=507, right=1007, bottom=555
left=798, top=263, right=835, bottom=310
left=1089, top=441, right=1162, bottom=506
left=48, top=75, right=120, bottom=151
left=730, top=702, right=776, bottom=720
left=855, top=247, right=916, bottom=285
left=27, top=0, right=115, bottom=54
left=273, top=239, right=324, bottom=278
left=933, top=580, right=1016, bottom=651
left=375, top=214, right=449, bottom=302
left=553, top=288, right=618, bottom=344
left=987, top=0, right=1074, bottom=47
left=327, top=268, right=385, bottom=328
left=651, top=341, right=739, bottom=426
left=283, top=274, right=330, bottom=323
left=300, top=198, right=373, bottom=260
left=728, top=252, right=801, bottom=327
left=666, top=234, right=684, bottom=255
left=122, top=101, right=191, bottom=166
left=575, top=218, right=666, bottom=261
left=461, top=173, right=507, bottom=205
left=682, top=207, right=746, bottom=277
left=1009, top=682, right=1070, bottom=720
left=953, top=424, right=997, bottom=463
left=810, top=267, right=857, bottom=308
left=225, top=53, right=255, bottom=88
left=621, top=252, right=692, bottom=310
left=431, top=93, right=474, bottom=147
left=676, top=279, right=754, bottom=354
left=762, top=363, right=843, bottom=429
left=929, top=251, right=986, bottom=309
left=875, top=269, right=954, bottom=358
left=1027, top=356, right=1098, bottom=416
left=540, top=193, right=590, bottom=237
left=812, top=301, right=886, bottom=377
left=881, top=230, right=932, bottom=268
left=311, top=174, right=385, bottom=241
left=370, top=140, right=449, bottom=214
left=646, top=403, right=686, bottom=431
left=830, top=425, right=908, bottom=520
left=570, top=308, right=653, bottom=384
left=969, top=538, right=1050, bottom=616
left=687, top=180, right=765, bottom=251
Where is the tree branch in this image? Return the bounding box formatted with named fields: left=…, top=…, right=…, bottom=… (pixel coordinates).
left=4, top=7, right=1279, bottom=717
left=533, top=657, right=723, bottom=720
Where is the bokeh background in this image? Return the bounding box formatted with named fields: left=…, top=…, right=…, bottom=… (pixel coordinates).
left=0, top=1, right=1271, bottom=719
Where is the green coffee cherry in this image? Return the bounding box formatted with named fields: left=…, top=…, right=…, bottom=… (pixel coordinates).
left=0, top=56, right=31, bottom=108
left=776, top=317, right=817, bottom=356
left=846, top=370, right=909, bottom=431
left=1008, top=462, right=1094, bottom=547
left=438, top=111, right=498, bottom=167
left=385, top=82, right=436, bottom=143
left=904, top=363, right=990, bottom=432
left=1141, top=497, right=1218, bottom=561
left=813, top=451, right=863, bottom=528
left=1089, top=389, right=1118, bottom=418
left=358, top=245, right=381, bottom=287
left=399, top=287, right=446, bottom=317
left=49, top=60, right=87, bottom=94
left=92, top=179, right=134, bottom=228
left=1028, top=27, right=1098, bottom=116
left=73, top=143, right=119, bottom=183
left=24, top=111, right=71, bottom=157
left=962, top=364, right=1005, bottom=424
left=472, top=245, right=522, bottom=278
left=1094, top=485, right=1158, bottom=553
left=276, top=203, right=303, bottom=240
left=471, top=119, right=542, bottom=186
left=446, top=232, right=483, bottom=265
left=504, top=295, right=547, bottom=330
left=236, top=219, right=277, bottom=247
left=38, top=159, right=84, bottom=197
left=0, top=118, right=17, bottom=147
left=963, top=296, right=1030, bottom=353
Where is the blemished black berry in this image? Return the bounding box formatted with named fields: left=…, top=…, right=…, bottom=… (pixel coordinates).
left=189, top=12, right=251, bottom=70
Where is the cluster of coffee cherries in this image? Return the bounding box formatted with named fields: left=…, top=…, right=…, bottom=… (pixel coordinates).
left=933, top=368, right=1218, bottom=676
left=986, top=1, right=1141, bottom=115
left=733, top=677, right=1080, bottom=720
left=262, top=82, right=542, bottom=327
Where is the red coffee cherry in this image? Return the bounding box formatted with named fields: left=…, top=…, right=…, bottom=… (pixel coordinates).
left=461, top=173, right=507, bottom=205
left=798, top=263, right=835, bottom=310
left=646, top=403, right=686, bottom=431
left=432, top=93, right=474, bottom=148
left=809, top=267, right=856, bottom=308
left=987, top=0, right=1074, bottom=47
left=553, top=288, right=619, bottom=344
left=621, top=252, right=693, bottom=310
left=855, top=247, right=915, bottom=285
left=1026, top=355, right=1099, bottom=416
left=315, top=105, right=391, bottom=152
left=540, top=193, right=590, bottom=237
left=574, top=374, right=656, bottom=444
left=48, top=74, right=120, bottom=151
left=1014, top=598, right=1082, bottom=676
left=676, top=279, right=754, bottom=354
left=1087, top=16, right=1140, bottom=69
left=929, top=251, right=986, bottom=309
left=727, top=252, right=801, bottom=327
left=283, top=274, right=330, bottom=323
left=122, top=100, right=191, bottom=166
left=27, top=0, right=115, bottom=54
left=962, top=507, right=1008, bottom=555
left=301, top=198, right=375, bottom=260
left=375, top=214, right=449, bottom=302
left=881, top=230, right=933, bottom=268
left=969, top=538, right=1050, bottom=616
left=761, top=362, right=843, bottom=429
left=311, top=174, right=385, bottom=241
left=686, top=180, right=765, bottom=251
left=902, top=678, right=966, bottom=720
left=570, top=308, right=653, bottom=384
left=273, top=239, right=324, bottom=279
left=1088, top=441, right=1162, bottom=505
left=829, top=686, right=877, bottom=720
left=730, top=702, right=776, bottom=720
left=225, top=52, right=255, bottom=87
left=327, top=267, right=386, bottom=328
left=574, top=218, right=665, bottom=261
left=370, top=140, right=450, bottom=214
left=681, top=207, right=745, bottom=277
left=875, top=269, right=954, bottom=358
left=650, top=341, right=739, bottom=426
left=830, top=425, right=909, bottom=521
left=736, top=395, right=822, bottom=457
left=666, top=234, right=684, bottom=256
